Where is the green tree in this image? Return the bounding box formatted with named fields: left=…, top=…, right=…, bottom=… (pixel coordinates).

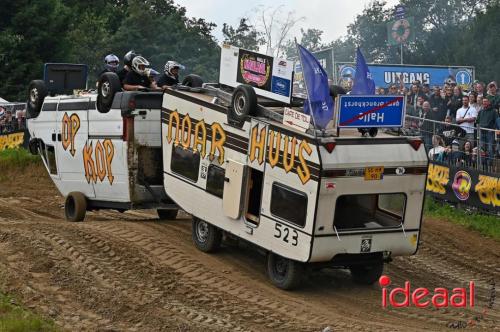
left=222, top=18, right=263, bottom=51
left=0, top=0, right=71, bottom=101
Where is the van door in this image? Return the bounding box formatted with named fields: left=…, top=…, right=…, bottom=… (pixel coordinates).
left=55, top=98, right=95, bottom=198
left=35, top=98, right=60, bottom=181
left=223, top=160, right=247, bottom=219
left=87, top=107, right=129, bottom=202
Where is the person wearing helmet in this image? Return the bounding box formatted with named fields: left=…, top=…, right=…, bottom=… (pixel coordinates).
left=98, top=54, right=120, bottom=77
left=117, top=50, right=136, bottom=83
left=156, top=61, right=182, bottom=89
left=123, top=55, right=158, bottom=91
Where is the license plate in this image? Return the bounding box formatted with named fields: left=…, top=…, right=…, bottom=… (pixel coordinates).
left=364, top=166, right=384, bottom=180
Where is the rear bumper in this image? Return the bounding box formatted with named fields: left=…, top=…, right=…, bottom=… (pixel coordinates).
left=309, top=229, right=419, bottom=263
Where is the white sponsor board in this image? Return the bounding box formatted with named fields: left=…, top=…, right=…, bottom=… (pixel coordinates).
left=283, top=107, right=311, bottom=132
left=219, top=44, right=293, bottom=104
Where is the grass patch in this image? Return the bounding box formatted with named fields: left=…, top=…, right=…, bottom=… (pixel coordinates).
left=424, top=198, right=500, bottom=241
left=0, top=149, right=40, bottom=171
left=0, top=292, right=58, bottom=332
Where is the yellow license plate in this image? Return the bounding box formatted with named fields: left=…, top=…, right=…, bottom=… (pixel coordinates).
left=364, top=166, right=384, bottom=180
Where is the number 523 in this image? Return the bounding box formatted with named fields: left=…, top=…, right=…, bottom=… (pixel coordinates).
left=274, top=223, right=298, bottom=246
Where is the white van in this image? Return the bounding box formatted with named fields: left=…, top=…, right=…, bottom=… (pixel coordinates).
left=27, top=64, right=178, bottom=221
left=160, top=48, right=428, bottom=289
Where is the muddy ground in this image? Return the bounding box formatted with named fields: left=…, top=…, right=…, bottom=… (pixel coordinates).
left=0, top=164, right=498, bottom=331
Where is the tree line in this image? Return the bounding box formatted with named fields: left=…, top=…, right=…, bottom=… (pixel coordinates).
left=0, top=0, right=499, bottom=101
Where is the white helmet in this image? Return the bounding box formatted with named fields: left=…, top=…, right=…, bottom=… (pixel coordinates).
left=164, top=61, right=183, bottom=77
left=104, top=54, right=119, bottom=72
left=131, top=56, right=150, bottom=75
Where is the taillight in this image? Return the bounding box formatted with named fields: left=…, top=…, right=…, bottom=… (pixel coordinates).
left=408, top=138, right=422, bottom=151
left=128, top=99, right=136, bottom=110
left=323, top=142, right=336, bottom=153
left=122, top=117, right=134, bottom=141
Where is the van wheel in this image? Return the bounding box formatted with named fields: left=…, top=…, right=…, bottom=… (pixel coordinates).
left=182, top=74, right=204, bottom=88
left=157, top=209, right=178, bottom=220
left=28, top=139, right=39, bottom=155
left=27, top=80, right=48, bottom=118
left=267, top=252, right=303, bottom=290
left=65, top=192, right=87, bottom=222
left=192, top=217, right=222, bottom=253
left=97, top=72, right=121, bottom=113
left=230, top=84, right=257, bottom=122
left=350, top=261, right=384, bottom=285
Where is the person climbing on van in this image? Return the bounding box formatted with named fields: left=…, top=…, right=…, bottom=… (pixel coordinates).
left=98, top=54, right=120, bottom=77
left=117, top=50, right=136, bottom=83
left=156, top=61, right=183, bottom=88
left=123, top=56, right=159, bottom=91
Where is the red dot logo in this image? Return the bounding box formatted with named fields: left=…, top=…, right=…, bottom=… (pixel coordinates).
left=379, top=275, right=391, bottom=287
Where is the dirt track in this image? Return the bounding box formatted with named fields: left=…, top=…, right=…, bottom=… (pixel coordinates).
left=0, top=164, right=498, bottom=331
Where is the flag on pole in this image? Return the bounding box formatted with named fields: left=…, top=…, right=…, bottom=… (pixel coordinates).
left=296, top=43, right=334, bottom=129
left=351, top=47, right=375, bottom=95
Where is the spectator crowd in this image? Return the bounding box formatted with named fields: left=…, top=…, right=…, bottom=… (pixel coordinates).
left=0, top=103, right=27, bottom=134
left=377, top=79, right=500, bottom=173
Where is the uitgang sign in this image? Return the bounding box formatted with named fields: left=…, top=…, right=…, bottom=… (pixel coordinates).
left=379, top=275, right=475, bottom=308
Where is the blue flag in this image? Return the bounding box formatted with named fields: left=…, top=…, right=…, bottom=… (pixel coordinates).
left=297, top=44, right=334, bottom=129
left=351, top=47, right=375, bottom=95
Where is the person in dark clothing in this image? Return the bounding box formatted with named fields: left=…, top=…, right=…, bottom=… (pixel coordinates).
left=97, top=54, right=120, bottom=77
left=448, top=86, right=463, bottom=119
left=439, top=115, right=466, bottom=147
left=117, top=50, right=136, bottom=84
left=429, top=86, right=445, bottom=110
left=477, top=98, right=499, bottom=167
left=123, top=56, right=158, bottom=91
left=156, top=61, right=183, bottom=88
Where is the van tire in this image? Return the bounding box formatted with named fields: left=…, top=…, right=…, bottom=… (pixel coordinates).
left=267, top=252, right=303, bottom=290
left=28, top=139, right=39, bottom=155
left=350, top=261, right=384, bottom=285
left=157, top=209, right=178, bottom=220
left=27, top=80, right=48, bottom=118
left=65, top=192, right=87, bottom=222
left=192, top=217, right=222, bottom=253
left=97, top=72, right=121, bottom=113
left=182, top=74, right=204, bottom=88
left=230, top=85, right=257, bottom=122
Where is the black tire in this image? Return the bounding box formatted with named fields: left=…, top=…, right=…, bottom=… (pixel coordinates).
left=350, top=261, right=384, bottom=285
left=230, top=85, right=257, bottom=122
left=157, top=209, right=178, bottom=220
left=182, top=74, right=204, bottom=88
left=64, top=192, right=87, bottom=222
left=28, top=139, right=39, bottom=155
left=191, top=217, right=222, bottom=253
left=97, top=72, right=121, bottom=113
left=329, top=85, right=346, bottom=99
left=266, top=252, right=303, bottom=290
left=26, top=80, right=48, bottom=119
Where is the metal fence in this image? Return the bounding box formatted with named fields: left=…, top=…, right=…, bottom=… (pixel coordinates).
left=400, top=115, right=500, bottom=174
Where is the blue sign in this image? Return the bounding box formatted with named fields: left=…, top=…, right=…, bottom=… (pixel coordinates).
left=394, top=5, right=405, bottom=19
left=337, top=64, right=475, bottom=89
left=337, top=95, right=406, bottom=128
left=455, top=70, right=472, bottom=86
left=271, top=76, right=291, bottom=97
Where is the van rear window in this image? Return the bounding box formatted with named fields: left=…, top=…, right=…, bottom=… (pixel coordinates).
left=334, top=193, right=406, bottom=230
left=170, top=146, right=200, bottom=182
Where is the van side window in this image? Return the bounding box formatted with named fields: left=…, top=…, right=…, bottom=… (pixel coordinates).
left=170, top=146, right=200, bottom=182
left=41, top=103, right=57, bottom=112
left=206, top=165, right=225, bottom=198
left=270, top=183, right=307, bottom=227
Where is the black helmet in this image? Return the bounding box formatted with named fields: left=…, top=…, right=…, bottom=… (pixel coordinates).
left=123, top=50, right=137, bottom=67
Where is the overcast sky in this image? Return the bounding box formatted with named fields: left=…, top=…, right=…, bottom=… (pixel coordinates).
left=174, top=0, right=399, bottom=43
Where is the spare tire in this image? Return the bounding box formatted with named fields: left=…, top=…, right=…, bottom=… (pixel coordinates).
left=229, top=84, right=257, bottom=123
left=182, top=74, right=204, bottom=88
left=26, top=80, right=48, bottom=119
left=97, top=72, right=121, bottom=113
left=329, top=85, right=346, bottom=99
